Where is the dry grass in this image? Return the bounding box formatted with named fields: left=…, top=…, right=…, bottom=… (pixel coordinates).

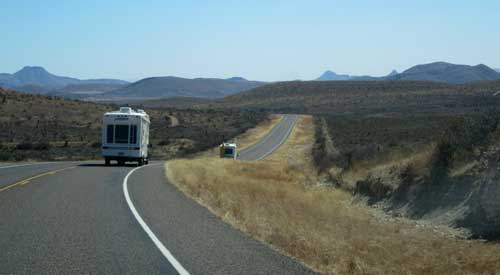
left=338, top=145, right=437, bottom=190
left=166, top=116, right=500, bottom=275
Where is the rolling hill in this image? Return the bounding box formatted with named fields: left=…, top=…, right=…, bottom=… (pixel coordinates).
left=207, top=79, right=500, bottom=115
left=0, top=66, right=128, bottom=93
left=48, top=83, right=127, bottom=98
left=318, top=62, right=500, bottom=84
left=94, top=76, right=265, bottom=101
left=387, top=62, right=500, bottom=83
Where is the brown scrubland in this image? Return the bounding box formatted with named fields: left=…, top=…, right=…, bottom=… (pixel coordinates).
left=0, top=88, right=265, bottom=161
left=167, top=115, right=500, bottom=274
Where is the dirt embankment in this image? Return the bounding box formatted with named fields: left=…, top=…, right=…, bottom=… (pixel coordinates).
left=314, top=112, right=500, bottom=240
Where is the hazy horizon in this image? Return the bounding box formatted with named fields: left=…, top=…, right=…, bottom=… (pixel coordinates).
left=2, top=0, right=499, bottom=82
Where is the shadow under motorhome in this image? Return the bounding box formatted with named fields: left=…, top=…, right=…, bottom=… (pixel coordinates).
left=101, top=107, right=150, bottom=166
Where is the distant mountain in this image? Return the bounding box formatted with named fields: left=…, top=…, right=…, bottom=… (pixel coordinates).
left=226, top=76, right=249, bottom=82
left=12, top=66, right=80, bottom=88
left=317, top=63, right=500, bottom=84
left=81, top=79, right=129, bottom=85
left=0, top=66, right=128, bottom=92
left=317, top=70, right=351, bottom=81
left=14, top=84, right=51, bottom=94
left=98, top=76, right=266, bottom=100
left=496, top=68, right=500, bottom=73
left=387, top=70, right=398, bottom=76
left=316, top=70, right=378, bottom=81
left=48, top=83, right=127, bottom=99
left=387, top=62, right=500, bottom=84
left=0, top=73, right=21, bottom=87
left=55, top=83, right=125, bottom=93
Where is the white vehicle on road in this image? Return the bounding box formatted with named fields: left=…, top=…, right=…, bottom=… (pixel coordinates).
left=102, top=107, right=150, bottom=166
left=219, top=142, right=238, bottom=159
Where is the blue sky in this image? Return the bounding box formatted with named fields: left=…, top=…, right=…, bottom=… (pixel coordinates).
left=1, top=0, right=499, bottom=81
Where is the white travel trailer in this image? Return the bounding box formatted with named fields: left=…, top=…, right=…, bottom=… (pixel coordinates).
left=102, top=107, right=150, bottom=166
left=219, top=142, right=238, bottom=159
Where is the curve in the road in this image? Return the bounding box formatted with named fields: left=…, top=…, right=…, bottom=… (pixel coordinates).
left=0, top=162, right=52, bottom=169
left=123, top=114, right=314, bottom=274
left=123, top=163, right=189, bottom=275
left=1, top=114, right=314, bottom=274
left=238, top=114, right=299, bottom=161
left=0, top=161, right=80, bottom=192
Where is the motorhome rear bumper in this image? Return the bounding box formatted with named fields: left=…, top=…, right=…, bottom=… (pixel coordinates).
left=101, top=149, right=144, bottom=158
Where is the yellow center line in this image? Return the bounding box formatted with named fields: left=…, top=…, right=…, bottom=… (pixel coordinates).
left=0, top=166, right=76, bottom=193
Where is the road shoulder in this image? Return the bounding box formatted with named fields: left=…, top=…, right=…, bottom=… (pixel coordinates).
left=166, top=115, right=320, bottom=273
left=127, top=161, right=314, bottom=274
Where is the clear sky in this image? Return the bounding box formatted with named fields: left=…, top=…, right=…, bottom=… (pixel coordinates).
left=1, top=0, right=499, bottom=81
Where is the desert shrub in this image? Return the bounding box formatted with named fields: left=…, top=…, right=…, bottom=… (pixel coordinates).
left=33, top=142, right=50, bottom=150
left=15, top=142, right=50, bottom=151
left=158, top=140, right=170, bottom=146
left=429, top=139, right=454, bottom=182
left=313, top=117, right=341, bottom=170
left=430, top=110, right=500, bottom=182
left=16, top=142, right=33, bottom=150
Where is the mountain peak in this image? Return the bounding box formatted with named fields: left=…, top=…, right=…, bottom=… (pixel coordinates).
left=9, top=65, right=83, bottom=88
left=15, top=65, right=50, bottom=75
left=227, top=76, right=248, bottom=82
left=395, top=62, right=500, bottom=83
left=387, top=70, right=398, bottom=76
left=21, top=65, right=47, bottom=70
left=317, top=70, right=350, bottom=81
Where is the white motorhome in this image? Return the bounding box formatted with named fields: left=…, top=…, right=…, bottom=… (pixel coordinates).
left=102, top=107, right=150, bottom=166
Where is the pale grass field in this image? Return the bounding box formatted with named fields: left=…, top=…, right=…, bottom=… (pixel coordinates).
left=167, top=116, right=500, bottom=275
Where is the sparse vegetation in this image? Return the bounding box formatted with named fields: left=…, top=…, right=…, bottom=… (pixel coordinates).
left=167, top=116, right=500, bottom=274
left=166, top=79, right=500, bottom=273
left=202, top=80, right=500, bottom=114
left=312, top=105, right=500, bottom=239
left=0, top=88, right=266, bottom=161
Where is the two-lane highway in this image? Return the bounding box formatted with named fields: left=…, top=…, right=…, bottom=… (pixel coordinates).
left=238, top=114, right=298, bottom=161
left=0, top=114, right=315, bottom=274
left=1, top=162, right=176, bottom=274
left=0, top=162, right=77, bottom=192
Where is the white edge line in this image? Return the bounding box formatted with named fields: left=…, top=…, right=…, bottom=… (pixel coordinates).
left=255, top=115, right=298, bottom=161
left=0, top=162, right=53, bottom=169
left=123, top=163, right=190, bottom=275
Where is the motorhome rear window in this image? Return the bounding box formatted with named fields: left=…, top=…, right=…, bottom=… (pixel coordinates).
left=130, top=125, right=137, bottom=144
left=107, top=125, right=114, bottom=143
left=115, top=125, right=129, bottom=143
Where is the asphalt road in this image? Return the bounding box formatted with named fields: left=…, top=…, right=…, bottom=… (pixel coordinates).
left=0, top=114, right=315, bottom=274
left=238, top=114, right=299, bottom=161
